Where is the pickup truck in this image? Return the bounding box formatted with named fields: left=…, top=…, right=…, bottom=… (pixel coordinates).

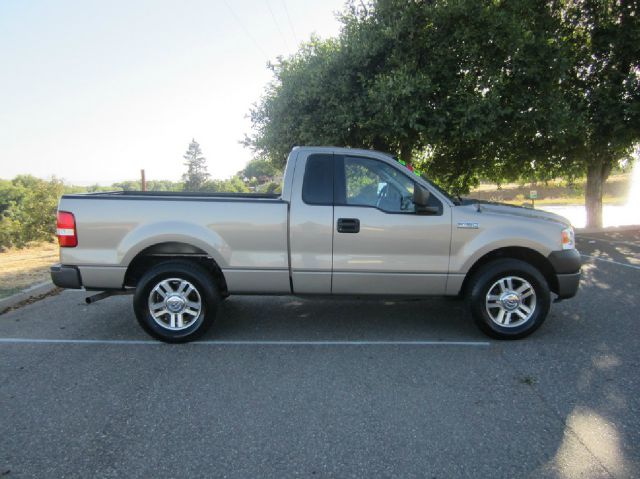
left=51, top=146, right=581, bottom=342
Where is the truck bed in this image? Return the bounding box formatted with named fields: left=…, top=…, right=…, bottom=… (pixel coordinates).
left=57, top=192, right=290, bottom=292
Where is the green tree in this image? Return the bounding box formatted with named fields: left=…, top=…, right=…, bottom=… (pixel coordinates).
left=241, top=159, right=280, bottom=181
left=182, top=139, right=210, bottom=191
left=146, top=180, right=182, bottom=191
left=0, top=176, right=63, bottom=249
left=0, top=179, right=23, bottom=215
left=248, top=0, right=639, bottom=227
left=18, top=178, right=64, bottom=244
left=111, top=179, right=182, bottom=191
left=247, top=1, right=572, bottom=176
left=202, top=176, right=250, bottom=193
left=112, top=180, right=141, bottom=191
left=246, top=37, right=347, bottom=168
left=553, top=0, right=640, bottom=227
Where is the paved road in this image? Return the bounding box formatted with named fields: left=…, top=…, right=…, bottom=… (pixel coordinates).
left=1, top=233, right=639, bottom=478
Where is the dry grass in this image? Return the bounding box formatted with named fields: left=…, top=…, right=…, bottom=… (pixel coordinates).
left=470, top=172, right=631, bottom=206
left=0, top=242, right=59, bottom=298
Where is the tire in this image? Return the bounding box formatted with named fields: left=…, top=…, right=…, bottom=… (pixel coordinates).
left=466, top=258, right=550, bottom=340
left=133, top=260, right=220, bottom=343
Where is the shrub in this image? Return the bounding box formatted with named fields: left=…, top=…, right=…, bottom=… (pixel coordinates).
left=0, top=176, right=63, bottom=249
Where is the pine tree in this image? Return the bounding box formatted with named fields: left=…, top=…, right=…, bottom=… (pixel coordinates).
left=182, top=139, right=210, bottom=191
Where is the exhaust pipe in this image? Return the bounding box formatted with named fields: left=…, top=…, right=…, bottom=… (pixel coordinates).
left=85, top=289, right=133, bottom=304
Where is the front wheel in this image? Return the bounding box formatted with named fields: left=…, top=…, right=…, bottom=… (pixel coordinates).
left=466, top=259, right=550, bottom=339
left=133, top=260, right=220, bottom=343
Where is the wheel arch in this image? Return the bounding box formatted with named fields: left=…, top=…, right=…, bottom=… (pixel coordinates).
left=123, top=241, right=228, bottom=296
left=459, top=246, right=557, bottom=296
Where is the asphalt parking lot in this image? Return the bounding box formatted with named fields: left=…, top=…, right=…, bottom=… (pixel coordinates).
left=1, top=232, right=639, bottom=478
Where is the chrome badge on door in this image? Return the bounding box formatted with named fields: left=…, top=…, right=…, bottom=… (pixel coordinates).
left=457, top=222, right=479, bottom=229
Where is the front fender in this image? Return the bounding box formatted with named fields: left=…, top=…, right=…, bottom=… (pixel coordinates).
left=451, top=225, right=558, bottom=274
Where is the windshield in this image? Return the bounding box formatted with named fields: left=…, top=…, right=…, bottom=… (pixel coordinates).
left=392, top=156, right=462, bottom=205
left=389, top=156, right=458, bottom=205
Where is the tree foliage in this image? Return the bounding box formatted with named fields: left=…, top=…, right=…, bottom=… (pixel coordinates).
left=247, top=0, right=640, bottom=227
left=201, top=176, right=250, bottom=193
left=0, top=176, right=64, bottom=249
left=112, top=180, right=183, bottom=192
left=554, top=0, right=640, bottom=227
left=240, top=158, right=281, bottom=181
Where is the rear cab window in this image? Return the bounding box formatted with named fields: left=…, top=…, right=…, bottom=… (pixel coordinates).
left=301, top=154, right=334, bottom=205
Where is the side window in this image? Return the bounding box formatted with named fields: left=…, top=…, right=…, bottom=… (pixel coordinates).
left=302, top=154, right=333, bottom=205
left=343, top=156, right=416, bottom=213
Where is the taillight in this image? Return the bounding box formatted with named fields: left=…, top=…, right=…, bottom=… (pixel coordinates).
left=57, top=211, right=77, bottom=247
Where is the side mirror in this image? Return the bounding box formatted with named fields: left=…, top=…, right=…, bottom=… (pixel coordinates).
left=413, top=184, right=440, bottom=215
left=413, top=184, right=430, bottom=206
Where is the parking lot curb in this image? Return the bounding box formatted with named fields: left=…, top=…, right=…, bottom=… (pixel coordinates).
left=0, top=281, right=58, bottom=313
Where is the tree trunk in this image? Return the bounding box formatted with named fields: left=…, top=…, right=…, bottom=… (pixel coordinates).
left=399, top=143, right=412, bottom=166
left=585, top=160, right=611, bottom=229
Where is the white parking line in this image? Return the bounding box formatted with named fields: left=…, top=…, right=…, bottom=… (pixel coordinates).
left=581, top=254, right=640, bottom=270
left=0, top=338, right=491, bottom=347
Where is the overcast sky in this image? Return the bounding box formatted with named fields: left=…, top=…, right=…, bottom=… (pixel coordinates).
left=0, top=0, right=345, bottom=185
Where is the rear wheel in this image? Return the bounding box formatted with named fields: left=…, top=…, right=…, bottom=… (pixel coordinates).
left=133, top=260, right=220, bottom=343
left=466, top=259, right=550, bottom=339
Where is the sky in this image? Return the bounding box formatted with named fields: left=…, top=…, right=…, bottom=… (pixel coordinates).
left=0, top=0, right=346, bottom=185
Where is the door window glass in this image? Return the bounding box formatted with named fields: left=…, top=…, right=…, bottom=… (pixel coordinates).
left=344, top=156, right=415, bottom=213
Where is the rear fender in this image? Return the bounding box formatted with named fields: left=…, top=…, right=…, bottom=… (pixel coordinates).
left=118, top=221, right=229, bottom=268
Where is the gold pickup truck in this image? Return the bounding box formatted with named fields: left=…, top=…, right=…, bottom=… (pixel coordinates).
left=51, top=147, right=581, bottom=342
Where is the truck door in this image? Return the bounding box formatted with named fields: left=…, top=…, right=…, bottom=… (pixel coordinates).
left=288, top=152, right=335, bottom=294
left=331, top=155, right=452, bottom=295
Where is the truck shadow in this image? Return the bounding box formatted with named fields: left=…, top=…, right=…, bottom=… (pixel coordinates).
left=210, top=295, right=480, bottom=341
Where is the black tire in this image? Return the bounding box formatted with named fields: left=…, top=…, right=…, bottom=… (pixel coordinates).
left=133, top=260, right=220, bottom=343
left=466, top=258, right=550, bottom=340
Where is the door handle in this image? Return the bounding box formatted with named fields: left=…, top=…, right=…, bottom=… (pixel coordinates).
left=337, top=218, right=360, bottom=233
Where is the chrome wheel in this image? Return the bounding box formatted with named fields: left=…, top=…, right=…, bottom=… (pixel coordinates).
left=148, top=278, right=202, bottom=331
left=485, top=276, right=536, bottom=328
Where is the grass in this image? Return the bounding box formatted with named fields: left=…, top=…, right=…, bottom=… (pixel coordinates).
left=0, top=242, right=58, bottom=299
left=469, top=172, right=631, bottom=206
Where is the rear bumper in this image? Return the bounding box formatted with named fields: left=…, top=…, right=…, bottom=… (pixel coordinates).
left=547, top=249, right=581, bottom=299
left=50, top=264, right=82, bottom=289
